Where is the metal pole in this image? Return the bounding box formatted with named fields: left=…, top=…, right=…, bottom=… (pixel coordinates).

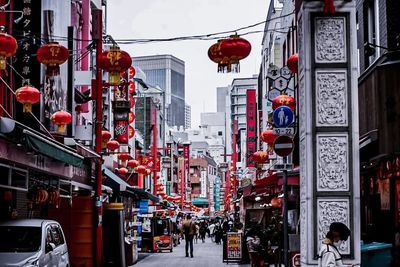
left=93, top=8, right=103, bottom=267
left=283, top=169, right=289, bottom=267
left=152, top=106, right=157, bottom=196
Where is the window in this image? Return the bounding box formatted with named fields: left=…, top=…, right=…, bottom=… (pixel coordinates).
left=363, top=0, right=379, bottom=67
left=218, top=131, right=223, bottom=136
left=0, top=226, right=41, bottom=252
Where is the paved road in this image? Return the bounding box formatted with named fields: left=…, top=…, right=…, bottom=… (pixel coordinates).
left=135, top=237, right=250, bottom=267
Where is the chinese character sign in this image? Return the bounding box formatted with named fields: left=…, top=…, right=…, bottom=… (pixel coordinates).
left=246, top=90, right=257, bottom=167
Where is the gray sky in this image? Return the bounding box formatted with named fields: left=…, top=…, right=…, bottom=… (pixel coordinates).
left=107, top=0, right=268, bottom=128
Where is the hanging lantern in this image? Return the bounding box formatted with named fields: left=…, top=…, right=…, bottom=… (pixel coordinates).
left=48, top=190, right=60, bottom=206
left=287, top=53, right=298, bottom=74
left=252, top=151, right=269, bottom=164
left=260, top=129, right=277, bottom=144
left=272, top=94, right=296, bottom=111
left=116, top=167, right=129, bottom=179
left=128, top=66, right=136, bottom=79
left=129, top=81, right=136, bottom=94
left=219, top=35, right=252, bottom=73
left=0, top=27, right=17, bottom=70
left=128, top=112, right=135, bottom=123
left=323, top=0, right=335, bottom=15
left=15, top=85, right=40, bottom=113
left=271, top=197, right=282, bottom=208
left=208, top=40, right=228, bottom=73
left=29, top=189, right=49, bottom=204
left=135, top=165, right=147, bottom=175
left=128, top=126, right=135, bottom=139
left=101, top=130, right=112, bottom=149
left=37, top=42, right=69, bottom=76
left=51, top=110, right=72, bottom=133
left=118, top=153, right=130, bottom=166
left=98, top=46, right=132, bottom=86
left=127, top=159, right=140, bottom=169
left=106, top=140, right=119, bottom=151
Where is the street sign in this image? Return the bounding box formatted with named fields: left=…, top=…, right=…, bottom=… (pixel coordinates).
left=267, top=65, right=280, bottom=80
left=270, top=163, right=294, bottom=171
left=273, top=106, right=294, bottom=128
left=273, top=77, right=289, bottom=91
left=273, top=127, right=295, bottom=136
left=280, top=66, right=292, bottom=80
left=268, top=88, right=281, bottom=101
left=273, top=135, right=294, bottom=157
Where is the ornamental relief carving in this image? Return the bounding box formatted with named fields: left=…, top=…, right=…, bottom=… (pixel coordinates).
left=315, top=17, right=346, bottom=63
left=300, top=201, right=307, bottom=262
left=317, top=135, right=349, bottom=191
left=299, top=76, right=306, bottom=137
left=317, top=200, right=350, bottom=255
left=316, top=71, right=347, bottom=126
left=300, top=138, right=306, bottom=199
left=298, top=16, right=304, bottom=72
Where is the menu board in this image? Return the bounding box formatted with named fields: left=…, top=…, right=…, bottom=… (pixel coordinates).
left=226, top=232, right=242, bottom=260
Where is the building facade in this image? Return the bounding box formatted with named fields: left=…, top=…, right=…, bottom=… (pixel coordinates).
left=185, top=103, right=191, bottom=129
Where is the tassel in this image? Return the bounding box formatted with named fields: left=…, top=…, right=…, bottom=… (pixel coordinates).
left=323, top=0, right=336, bottom=15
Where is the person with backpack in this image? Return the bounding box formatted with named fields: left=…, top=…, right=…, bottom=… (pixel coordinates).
left=181, top=214, right=196, bottom=257
left=318, top=222, right=356, bottom=267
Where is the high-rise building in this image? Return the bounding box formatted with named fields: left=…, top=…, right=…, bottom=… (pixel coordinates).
left=185, top=103, right=191, bottom=129
left=132, top=55, right=185, bottom=128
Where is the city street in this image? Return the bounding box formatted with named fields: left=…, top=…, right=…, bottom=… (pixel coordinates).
left=135, top=238, right=250, bottom=267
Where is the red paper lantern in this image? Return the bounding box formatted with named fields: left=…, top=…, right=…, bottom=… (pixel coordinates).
left=101, top=130, right=112, bottom=149
left=106, top=140, right=119, bottom=151
left=260, top=129, right=277, bottom=144
left=271, top=197, right=282, bottom=208
left=48, top=190, right=60, bottom=206
left=252, top=151, right=269, bottom=164
left=116, top=167, right=129, bottom=179
left=0, top=28, right=17, bottom=70
left=98, top=46, right=132, bottom=85
left=128, top=66, right=136, bottom=79
left=135, top=165, right=147, bottom=175
left=272, top=94, right=296, bottom=111
left=37, top=42, right=69, bottom=76
left=15, top=85, right=40, bottom=113
left=287, top=54, right=298, bottom=74
left=208, top=35, right=251, bottom=73
left=128, top=112, right=135, bottom=123
left=51, top=110, right=72, bottom=133
left=118, top=153, right=130, bottom=166
left=29, top=189, right=48, bottom=204
left=127, top=159, right=140, bottom=169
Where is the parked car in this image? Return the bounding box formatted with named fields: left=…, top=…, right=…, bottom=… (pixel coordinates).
left=0, top=219, right=70, bottom=267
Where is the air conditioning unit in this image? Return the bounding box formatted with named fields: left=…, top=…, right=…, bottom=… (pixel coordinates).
left=75, top=125, right=93, bottom=141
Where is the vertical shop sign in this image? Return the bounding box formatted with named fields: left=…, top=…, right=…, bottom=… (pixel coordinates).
left=114, top=73, right=129, bottom=144
left=200, top=170, right=207, bottom=198
left=246, top=89, right=257, bottom=167
left=183, top=143, right=190, bottom=199
left=215, top=176, right=220, bottom=211
left=166, top=142, right=172, bottom=182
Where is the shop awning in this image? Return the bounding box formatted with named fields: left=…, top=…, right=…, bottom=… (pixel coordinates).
left=192, top=198, right=208, bottom=205
left=102, top=167, right=159, bottom=202
left=23, top=129, right=85, bottom=168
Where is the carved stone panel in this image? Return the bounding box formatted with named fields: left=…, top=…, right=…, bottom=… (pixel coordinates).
left=315, top=17, right=346, bottom=63
left=300, top=138, right=307, bottom=199
left=300, top=200, right=307, bottom=262
left=317, top=199, right=350, bottom=255
left=298, top=14, right=304, bottom=73
left=299, top=76, right=306, bottom=137
left=315, top=70, right=348, bottom=127
left=317, top=134, right=349, bottom=191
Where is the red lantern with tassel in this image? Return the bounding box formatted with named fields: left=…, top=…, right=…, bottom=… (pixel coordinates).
left=260, top=129, right=277, bottom=144
left=101, top=130, right=112, bottom=149
left=106, top=140, right=119, bottom=151
left=272, top=94, right=296, bottom=111
left=127, top=159, right=140, bottom=170
left=287, top=54, right=299, bottom=74
left=51, top=110, right=72, bottom=133
left=135, top=165, right=147, bottom=175
left=0, top=27, right=18, bottom=70
left=252, top=151, right=269, bottom=164
left=98, top=46, right=132, bottom=86
left=118, top=153, right=130, bottom=166
left=116, top=167, right=129, bottom=179
left=15, top=85, right=40, bottom=113
left=219, top=35, right=251, bottom=73
left=37, top=42, right=69, bottom=76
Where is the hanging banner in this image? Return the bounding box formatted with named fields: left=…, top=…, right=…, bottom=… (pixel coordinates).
left=246, top=89, right=257, bottom=167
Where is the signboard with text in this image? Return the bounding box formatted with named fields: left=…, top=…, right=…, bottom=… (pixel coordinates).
left=226, top=232, right=242, bottom=261
left=246, top=90, right=257, bottom=167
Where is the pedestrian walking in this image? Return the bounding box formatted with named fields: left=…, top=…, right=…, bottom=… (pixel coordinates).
left=181, top=214, right=196, bottom=258
left=318, top=222, right=355, bottom=267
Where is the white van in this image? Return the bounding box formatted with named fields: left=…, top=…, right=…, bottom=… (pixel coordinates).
left=0, top=219, right=70, bottom=267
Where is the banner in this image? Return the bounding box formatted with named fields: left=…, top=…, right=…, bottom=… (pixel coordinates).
left=246, top=90, right=257, bottom=167
left=226, top=232, right=242, bottom=260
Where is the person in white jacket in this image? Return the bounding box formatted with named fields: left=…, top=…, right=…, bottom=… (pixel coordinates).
left=318, top=222, right=355, bottom=267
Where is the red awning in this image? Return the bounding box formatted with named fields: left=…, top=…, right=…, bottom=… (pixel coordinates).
left=253, top=174, right=279, bottom=194
left=277, top=175, right=299, bottom=186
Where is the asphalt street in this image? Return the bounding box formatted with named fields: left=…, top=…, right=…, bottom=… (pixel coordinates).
left=135, top=237, right=250, bottom=267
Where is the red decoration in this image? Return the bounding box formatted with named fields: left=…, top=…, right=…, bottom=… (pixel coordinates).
left=51, top=110, right=72, bottom=133
left=208, top=35, right=251, bottom=73
left=115, top=121, right=128, bottom=144
left=98, top=46, right=132, bottom=85
left=128, top=112, right=135, bottom=123
left=29, top=189, right=48, bottom=204
left=128, top=66, right=136, bottom=79
left=271, top=197, right=282, bottom=208
left=129, top=126, right=135, bottom=139
left=48, top=190, right=60, bottom=206
left=0, top=27, right=17, bottom=70
left=106, top=140, right=119, bottom=151
left=3, top=191, right=12, bottom=201
left=15, top=85, right=40, bottom=113
left=135, top=165, right=147, bottom=175
left=118, top=153, right=130, bottom=166
left=252, top=151, right=269, bottom=164
left=130, top=95, right=135, bottom=108
left=37, top=42, right=69, bottom=76
left=101, top=130, right=112, bottom=149
left=287, top=54, right=298, bottom=74
left=272, top=94, right=296, bottom=111
left=116, top=167, right=129, bottom=179
left=129, top=81, right=136, bottom=94
left=323, top=0, right=336, bottom=15
left=145, top=168, right=152, bottom=175
left=127, top=159, right=140, bottom=169
left=260, top=129, right=277, bottom=144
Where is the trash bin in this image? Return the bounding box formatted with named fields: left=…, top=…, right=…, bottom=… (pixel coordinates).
left=361, top=241, right=392, bottom=267
left=125, top=237, right=138, bottom=266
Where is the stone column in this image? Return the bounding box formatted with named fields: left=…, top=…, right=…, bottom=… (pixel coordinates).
left=297, top=1, right=360, bottom=266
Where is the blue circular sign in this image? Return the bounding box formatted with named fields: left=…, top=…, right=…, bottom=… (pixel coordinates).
left=272, top=105, right=294, bottom=128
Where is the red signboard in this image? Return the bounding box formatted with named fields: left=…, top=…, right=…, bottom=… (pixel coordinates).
left=246, top=90, right=257, bottom=167
left=183, top=144, right=190, bottom=199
